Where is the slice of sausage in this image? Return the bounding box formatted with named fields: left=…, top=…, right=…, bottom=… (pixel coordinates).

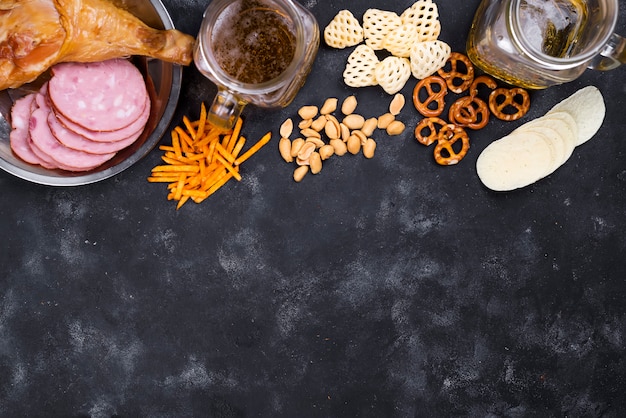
left=54, top=93, right=150, bottom=143
left=48, top=59, right=149, bottom=132
left=9, top=94, right=51, bottom=167
left=29, top=107, right=116, bottom=171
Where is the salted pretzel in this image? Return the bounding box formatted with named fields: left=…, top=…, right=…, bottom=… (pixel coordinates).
left=433, top=124, right=470, bottom=165
left=414, top=117, right=447, bottom=146
left=488, top=87, right=530, bottom=121
left=469, top=75, right=497, bottom=98
left=436, top=52, right=475, bottom=94
left=412, top=75, right=448, bottom=117
left=448, top=96, right=490, bottom=130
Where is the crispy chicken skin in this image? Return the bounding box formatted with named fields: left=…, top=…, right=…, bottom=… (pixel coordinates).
left=0, top=0, right=194, bottom=90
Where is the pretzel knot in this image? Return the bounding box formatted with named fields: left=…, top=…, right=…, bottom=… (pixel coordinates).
left=433, top=124, right=470, bottom=166
left=413, top=75, right=448, bottom=117
left=414, top=117, right=447, bottom=146
left=469, top=75, right=497, bottom=98
left=449, top=96, right=490, bottom=130
left=436, top=52, right=475, bottom=94
left=488, top=87, right=531, bottom=121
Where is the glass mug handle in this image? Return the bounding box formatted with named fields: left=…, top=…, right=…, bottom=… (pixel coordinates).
left=588, top=33, right=626, bottom=71
left=206, top=88, right=247, bottom=131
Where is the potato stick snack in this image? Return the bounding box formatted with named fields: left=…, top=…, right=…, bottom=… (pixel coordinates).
left=148, top=103, right=272, bottom=209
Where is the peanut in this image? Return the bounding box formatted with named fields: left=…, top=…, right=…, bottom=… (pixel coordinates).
left=363, top=138, right=376, bottom=159
left=298, top=105, right=318, bottom=120
left=319, top=144, right=335, bottom=160
left=340, top=123, right=350, bottom=142
left=341, top=95, right=357, bottom=115
left=347, top=134, right=361, bottom=155
left=343, top=114, right=365, bottom=130
left=279, top=137, right=293, bottom=162
left=300, top=128, right=321, bottom=139
left=330, top=139, right=348, bottom=156
left=280, top=118, right=293, bottom=138
left=310, top=152, right=322, bottom=174
left=361, top=117, right=378, bottom=137
left=297, top=141, right=316, bottom=162
left=320, top=98, right=338, bottom=115
left=386, top=120, right=406, bottom=136
left=293, top=165, right=309, bottom=182
left=377, top=113, right=395, bottom=130
left=310, top=116, right=327, bottom=132
left=389, top=93, right=405, bottom=116
left=306, top=137, right=325, bottom=148
left=290, top=138, right=305, bottom=157
left=299, top=118, right=312, bottom=129
left=324, top=120, right=340, bottom=140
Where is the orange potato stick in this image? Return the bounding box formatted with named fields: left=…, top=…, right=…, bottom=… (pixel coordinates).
left=148, top=176, right=181, bottom=183
left=225, top=117, right=243, bottom=153
left=234, top=132, right=271, bottom=166
left=174, top=173, right=186, bottom=201
left=196, top=102, right=208, bottom=139
left=171, top=129, right=182, bottom=158
left=175, top=126, right=194, bottom=149
left=231, top=135, right=246, bottom=159
left=152, top=164, right=199, bottom=173
left=182, top=116, right=197, bottom=140
left=201, top=166, right=229, bottom=191
left=159, top=145, right=175, bottom=152
left=215, top=143, right=236, bottom=164
left=176, top=195, right=191, bottom=210
left=215, top=153, right=242, bottom=181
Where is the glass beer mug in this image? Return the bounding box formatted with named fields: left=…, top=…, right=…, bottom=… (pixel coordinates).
left=467, top=0, right=625, bottom=89
left=194, top=0, right=320, bottom=129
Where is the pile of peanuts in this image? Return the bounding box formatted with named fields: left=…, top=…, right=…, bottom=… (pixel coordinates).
left=279, top=94, right=407, bottom=182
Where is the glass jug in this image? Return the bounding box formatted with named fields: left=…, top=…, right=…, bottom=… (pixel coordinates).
left=467, top=0, right=625, bottom=89
left=194, top=0, right=319, bottom=129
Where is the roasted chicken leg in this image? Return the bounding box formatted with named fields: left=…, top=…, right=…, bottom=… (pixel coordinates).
left=0, top=0, right=195, bottom=90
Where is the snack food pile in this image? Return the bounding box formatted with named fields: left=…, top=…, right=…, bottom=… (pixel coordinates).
left=324, top=0, right=451, bottom=94
left=9, top=59, right=150, bottom=172
left=148, top=104, right=271, bottom=209
left=476, top=86, right=605, bottom=191
left=277, top=94, right=407, bottom=182
left=412, top=52, right=531, bottom=165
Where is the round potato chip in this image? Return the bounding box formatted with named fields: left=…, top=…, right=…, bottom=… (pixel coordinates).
left=363, top=9, right=402, bottom=51
left=324, top=10, right=364, bottom=49
left=477, top=130, right=556, bottom=191
left=547, top=86, right=605, bottom=146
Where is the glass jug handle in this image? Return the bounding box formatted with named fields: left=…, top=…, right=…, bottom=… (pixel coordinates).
left=207, top=88, right=247, bottom=130
left=588, top=33, right=626, bottom=71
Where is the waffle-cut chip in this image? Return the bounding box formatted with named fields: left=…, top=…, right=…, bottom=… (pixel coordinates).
left=382, top=23, right=420, bottom=58
left=374, top=56, right=411, bottom=95
left=343, top=44, right=379, bottom=88
left=401, top=0, right=441, bottom=42
left=324, top=10, right=364, bottom=49
left=409, top=40, right=451, bottom=79
left=362, top=9, right=402, bottom=51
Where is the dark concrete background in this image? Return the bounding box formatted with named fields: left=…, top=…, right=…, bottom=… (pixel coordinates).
left=1, top=0, right=626, bottom=417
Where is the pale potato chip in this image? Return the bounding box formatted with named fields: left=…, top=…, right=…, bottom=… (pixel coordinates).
left=547, top=86, right=605, bottom=146
left=476, top=130, right=556, bottom=191
left=324, top=10, right=364, bottom=49
left=409, top=40, right=451, bottom=79
left=374, top=56, right=411, bottom=95
left=362, top=9, right=402, bottom=51
left=343, top=44, right=379, bottom=88
left=382, top=23, right=420, bottom=58
left=401, top=0, right=441, bottom=42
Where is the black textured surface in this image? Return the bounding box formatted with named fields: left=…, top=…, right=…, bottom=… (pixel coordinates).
left=2, top=0, right=626, bottom=417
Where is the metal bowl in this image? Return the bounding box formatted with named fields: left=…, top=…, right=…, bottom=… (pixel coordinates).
left=0, top=0, right=182, bottom=186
